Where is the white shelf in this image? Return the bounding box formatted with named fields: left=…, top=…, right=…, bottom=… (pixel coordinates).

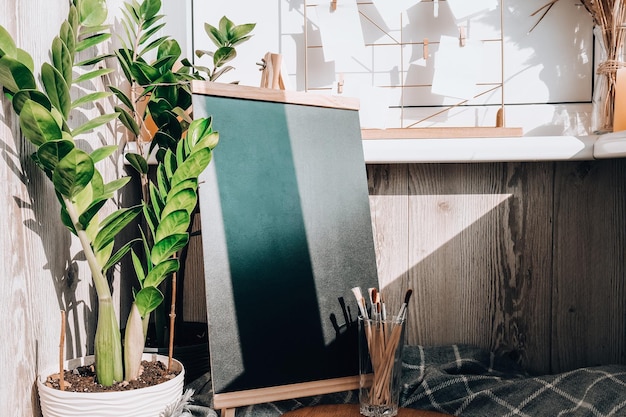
left=362, top=135, right=606, bottom=164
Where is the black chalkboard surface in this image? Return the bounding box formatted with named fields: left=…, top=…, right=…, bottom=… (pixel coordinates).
left=192, top=82, right=379, bottom=409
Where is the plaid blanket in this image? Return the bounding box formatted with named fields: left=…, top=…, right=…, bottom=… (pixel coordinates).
left=184, top=344, right=626, bottom=417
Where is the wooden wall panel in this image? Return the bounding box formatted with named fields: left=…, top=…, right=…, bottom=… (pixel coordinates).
left=552, top=159, right=626, bottom=373
left=363, top=159, right=626, bottom=375
left=0, top=1, right=127, bottom=416
left=367, top=164, right=410, bottom=320
left=402, top=163, right=553, bottom=374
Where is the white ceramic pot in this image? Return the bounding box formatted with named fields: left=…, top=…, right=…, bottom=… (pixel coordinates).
left=37, top=353, right=184, bottom=417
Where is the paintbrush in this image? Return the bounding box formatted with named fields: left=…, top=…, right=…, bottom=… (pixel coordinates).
left=396, top=289, right=413, bottom=322
left=351, top=286, right=369, bottom=319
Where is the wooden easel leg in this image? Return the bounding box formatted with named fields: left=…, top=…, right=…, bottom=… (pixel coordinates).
left=221, top=408, right=236, bottom=417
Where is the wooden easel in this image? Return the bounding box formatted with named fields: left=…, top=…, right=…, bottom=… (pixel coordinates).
left=259, top=52, right=286, bottom=90
left=217, top=376, right=361, bottom=416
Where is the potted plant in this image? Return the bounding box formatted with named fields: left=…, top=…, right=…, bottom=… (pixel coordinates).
left=110, top=0, right=255, bottom=382
left=0, top=0, right=217, bottom=415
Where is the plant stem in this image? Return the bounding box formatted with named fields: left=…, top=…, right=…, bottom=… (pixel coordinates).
left=63, top=199, right=123, bottom=385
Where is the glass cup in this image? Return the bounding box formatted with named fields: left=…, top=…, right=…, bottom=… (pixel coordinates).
left=358, top=315, right=406, bottom=417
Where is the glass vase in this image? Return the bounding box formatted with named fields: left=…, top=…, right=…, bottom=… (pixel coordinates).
left=592, top=25, right=626, bottom=134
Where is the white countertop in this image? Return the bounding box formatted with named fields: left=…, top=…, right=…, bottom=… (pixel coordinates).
left=362, top=133, right=626, bottom=163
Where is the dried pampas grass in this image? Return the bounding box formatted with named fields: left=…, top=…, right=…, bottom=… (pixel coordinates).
left=531, top=0, right=626, bottom=132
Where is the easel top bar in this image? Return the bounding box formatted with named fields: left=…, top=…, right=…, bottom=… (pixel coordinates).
left=192, top=81, right=360, bottom=111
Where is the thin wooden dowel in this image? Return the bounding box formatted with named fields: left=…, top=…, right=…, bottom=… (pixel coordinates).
left=59, top=310, right=66, bottom=391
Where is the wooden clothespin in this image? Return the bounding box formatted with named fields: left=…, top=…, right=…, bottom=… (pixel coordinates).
left=423, top=38, right=429, bottom=60
left=336, top=73, right=344, bottom=94
left=459, top=26, right=466, bottom=47
left=259, top=52, right=285, bottom=90
left=331, top=0, right=337, bottom=11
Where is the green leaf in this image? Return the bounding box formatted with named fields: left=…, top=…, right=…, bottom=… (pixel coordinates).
left=116, top=107, right=140, bottom=137
left=19, top=100, right=63, bottom=146
left=102, top=238, right=138, bottom=274
left=81, top=24, right=110, bottom=37
left=74, top=170, right=102, bottom=217
left=71, top=91, right=112, bottom=109
left=157, top=39, right=181, bottom=62
left=163, top=148, right=176, bottom=179
left=91, top=145, right=117, bottom=163
left=161, top=187, right=197, bottom=219
left=138, top=35, right=168, bottom=58
left=167, top=178, right=197, bottom=201
left=93, top=205, right=142, bottom=251
left=131, top=249, right=145, bottom=286
left=131, top=61, right=161, bottom=85
left=170, top=147, right=212, bottom=189
left=154, top=209, right=190, bottom=243
left=186, top=117, right=213, bottom=148
left=59, top=21, right=76, bottom=55
left=75, top=53, right=111, bottom=67
left=74, top=67, right=114, bottom=84
left=125, top=152, right=148, bottom=175
left=0, top=56, right=36, bottom=94
left=213, top=47, right=236, bottom=68
left=219, top=16, right=234, bottom=41
left=140, top=0, right=162, bottom=21
left=109, top=85, right=134, bottom=110
left=144, top=258, right=179, bottom=288
left=68, top=4, right=79, bottom=33
left=0, top=25, right=17, bottom=58
left=52, top=148, right=94, bottom=198
left=72, top=112, right=119, bottom=136
left=193, top=131, right=219, bottom=152
left=148, top=182, right=164, bottom=219
left=41, top=62, right=71, bottom=119
left=51, top=37, right=72, bottom=84
left=103, top=177, right=131, bottom=196
left=76, top=32, right=111, bottom=53
left=12, top=90, right=52, bottom=115
left=78, top=197, right=108, bottom=229
left=60, top=205, right=78, bottom=235
left=37, top=139, right=75, bottom=172
left=138, top=22, right=166, bottom=46
left=230, top=23, right=256, bottom=43
left=134, top=286, right=164, bottom=317
left=150, top=234, right=188, bottom=265
left=142, top=13, right=164, bottom=32
left=122, top=1, right=140, bottom=25
left=16, top=48, right=34, bottom=73
left=78, top=0, right=108, bottom=27
left=142, top=203, right=158, bottom=241
left=156, top=163, right=169, bottom=198
left=204, top=22, right=225, bottom=47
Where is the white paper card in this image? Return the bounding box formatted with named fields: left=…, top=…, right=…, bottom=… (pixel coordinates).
left=446, top=0, right=498, bottom=21
left=370, top=0, right=415, bottom=27
left=431, top=35, right=483, bottom=100
left=315, top=0, right=368, bottom=71
left=341, top=77, right=389, bottom=129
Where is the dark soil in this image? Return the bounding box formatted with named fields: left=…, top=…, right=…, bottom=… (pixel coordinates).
left=44, top=360, right=180, bottom=393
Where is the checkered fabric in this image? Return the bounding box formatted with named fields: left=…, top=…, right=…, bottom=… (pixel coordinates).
left=401, top=344, right=626, bottom=416
left=185, top=344, right=626, bottom=417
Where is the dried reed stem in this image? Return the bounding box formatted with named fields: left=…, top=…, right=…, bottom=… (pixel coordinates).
left=59, top=310, right=66, bottom=391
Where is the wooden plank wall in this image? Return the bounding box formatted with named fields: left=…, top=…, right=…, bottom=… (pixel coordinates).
left=0, top=1, right=127, bottom=416
left=368, top=160, right=626, bottom=375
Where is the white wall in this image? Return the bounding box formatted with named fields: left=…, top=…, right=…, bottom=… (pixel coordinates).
left=190, top=0, right=595, bottom=136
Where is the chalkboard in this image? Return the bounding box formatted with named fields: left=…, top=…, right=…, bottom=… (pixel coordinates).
left=192, top=82, right=379, bottom=409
